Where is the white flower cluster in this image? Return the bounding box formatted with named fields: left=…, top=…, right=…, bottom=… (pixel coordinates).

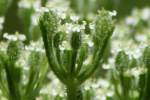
left=19, top=0, right=41, bottom=9
left=60, top=22, right=86, bottom=33
left=141, top=8, right=150, bottom=20
left=125, top=8, right=150, bottom=26
left=82, top=34, right=94, bottom=47
left=53, top=9, right=67, bottom=20
left=25, top=41, right=45, bottom=53
left=36, top=7, right=49, bottom=13
left=70, top=15, right=79, bottom=22
left=0, top=17, right=4, bottom=30
left=91, top=79, right=114, bottom=100
left=3, top=33, right=26, bottom=41
left=125, top=43, right=148, bottom=59
left=109, top=10, right=117, bottom=17
left=59, top=40, right=71, bottom=51
left=124, top=67, right=147, bottom=77
left=102, top=58, right=115, bottom=70
left=126, top=16, right=138, bottom=26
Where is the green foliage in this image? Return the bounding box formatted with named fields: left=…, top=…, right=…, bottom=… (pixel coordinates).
left=0, top=40, right=48, bottom=100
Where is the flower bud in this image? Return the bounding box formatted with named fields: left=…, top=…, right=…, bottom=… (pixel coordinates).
left=39, top=10, right=58, bottom=38
left=93, top=9, right=114, bottom=47
left=28, top=51, right=41, bottom=67
left=115, top=51, right=129, bottom=71
left=7, top=41, right=21, bottom=62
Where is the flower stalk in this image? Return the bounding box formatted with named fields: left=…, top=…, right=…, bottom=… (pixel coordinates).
left=39, top=9, right=114, bottom=100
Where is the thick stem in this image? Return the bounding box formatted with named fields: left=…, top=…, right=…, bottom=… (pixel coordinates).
left=67, top=85, right=83, bottom=100
left=142, top=69, right=150, bottom=100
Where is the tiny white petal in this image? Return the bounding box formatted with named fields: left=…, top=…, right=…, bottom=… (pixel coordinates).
left=109, top=10, right=117, bottom=17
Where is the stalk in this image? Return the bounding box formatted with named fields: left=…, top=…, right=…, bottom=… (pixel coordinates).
left=66, top=83, right=83, bottom=100
left=142, top=69, right=150, bottom=100
left=141, top=46, right=150, bottom=100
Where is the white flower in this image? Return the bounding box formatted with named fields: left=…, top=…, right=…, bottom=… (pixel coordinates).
left=106, top=91, right=114, bottom=97
left=59, top=41, right=71, bottom=51
left=36, top=7, right=49, bottom=13
left=54, top=9, right=66, bottom=19
left=125, top=67, right=147, bottom=77
left=18, top=34, right=26, bottom=41
left=72, top=25, right=81, bottom=32
left=65, top=23, right=73, bottom=33
left=88, top=41, right=94, bottom=47
left=0, top=17, right=4, bottom=30
left=102, top=64, right=111, bottom=70
left=109, top=10, right=117, bottom=17
left=80, top=24, right=86, bottom=30
left=97, top=79, right=110, bottom=88
left=25, top=41, right=45, bottom=53
left=3, top=33, right=26, bottom=41
left=31, top=14, right=40, bottom=25
left=126, top=17, right=138, bottom=26
left=61, top=13, right=67, bottom=19
left=3, top=33, right=17, bottom=41
left=131, top=48, right=142, bottom=59
left=0, top=17, right=4, bottom=24
left=64, top=23, right=85, bottom=33
left=135, top=34, right=147, bottom=42
left=139, top=43, right=148, bottom=49
left=70, top=15, right=79, bottom=22
left=18, top=0, right=31, bottom=8
left=142, top=8, right=150, bottom=20
left=89, top=23, right=95, bottom=30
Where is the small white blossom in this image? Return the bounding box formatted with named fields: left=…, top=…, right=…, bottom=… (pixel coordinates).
left=107, top=91, right=114, bottom=97
left=135, top=34, right=147, bottom=42
left=18, top=34, right=26, bottom=41
left=18, top=0, right=31, bottom=8
left=59, top=41, right=71, bottom=51
left=102, top=64, right=111, bottom=70
left=88, top=41, right=94, bottom=47
left=36, top=7, right=49, bottom=13
left=89, top=23, right=95, bottom=30
left=61, top=13, right=67, bottom=19
left=65, top=23, right=73, bottom=33
left=3, top=33, right=26, bottom=41
left=64, top=23, right=85, bottom=33
left=54, top=9, right=66, bottom=19
left=109, top=10, right=117, bottom=17
left=25, top=41, right=45, bottom=53
left=126, top=17, right=138, bottom=26
left=0, top=17, right=4, bottom=24
left=31, top=14, right=40, bottom=25
left=72, top=25, right=81, bottom=32
left=142, top=8, right=150, bottom=20
left=97, top=79, right=110, bottom=88
left=3, top=33, right=17, bottom=41
left=70, top=15, right=79, bottom=22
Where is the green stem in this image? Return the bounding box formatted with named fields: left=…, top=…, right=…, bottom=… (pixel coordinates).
left=77, top=36, right=110, bottom=83
left=70, top=49, right=78, bottom=76
left=142, top=69, right=150, bottom=100
left=67, top=84, right=83, bottom=100
left=120, top=73, right=128, bottom=100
